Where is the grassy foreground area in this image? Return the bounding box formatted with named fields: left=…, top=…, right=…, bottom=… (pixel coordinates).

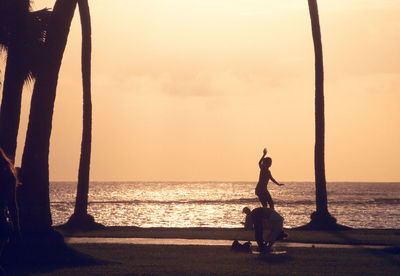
left=14, top=244, right=400, bottom=275
left=57, top=226, right=400, bottom=246
left=6, top=227, right=400, bottom=275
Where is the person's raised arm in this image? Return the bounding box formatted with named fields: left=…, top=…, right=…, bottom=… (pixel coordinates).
left=270, top=174, right=284, bottom=186
left=258, top=148, right=267, bottom=168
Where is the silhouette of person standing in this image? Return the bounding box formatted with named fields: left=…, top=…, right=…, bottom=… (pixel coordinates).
left=255, top=148, right=284, bottom=209
left=241, top=207, right=253, bottom=230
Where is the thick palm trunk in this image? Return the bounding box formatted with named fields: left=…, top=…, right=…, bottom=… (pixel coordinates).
left=0, top=8, right=51, bottom=163
left=19, top=0, right=78, bottom=235
left=0, top=4, right=29, bottom=161
left=0, top=47, right=25, bottom=161
left=74, top=0, right=92, bottom=217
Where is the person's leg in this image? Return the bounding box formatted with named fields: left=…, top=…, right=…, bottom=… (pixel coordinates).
left=265, top=190, right=274, bottom=209
left=251, top=209, right=264, bottom=249
left=257, top=192, right=268, bottom=207
left=254, top=221, right=264, bottom=249
left=265, top=219, right=283, bottom=246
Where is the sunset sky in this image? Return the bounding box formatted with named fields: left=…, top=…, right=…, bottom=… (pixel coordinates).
left=5, top=0, right=400, bottom=182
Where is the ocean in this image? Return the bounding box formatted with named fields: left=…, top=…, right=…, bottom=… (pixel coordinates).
left=50, top=182, right=400, bottom=229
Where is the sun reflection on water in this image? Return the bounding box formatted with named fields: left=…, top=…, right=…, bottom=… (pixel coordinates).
left=50, top=182, right=400, bottom=229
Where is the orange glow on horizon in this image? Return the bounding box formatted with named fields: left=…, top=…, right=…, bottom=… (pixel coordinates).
left=3, top=0, right=399, bottom=182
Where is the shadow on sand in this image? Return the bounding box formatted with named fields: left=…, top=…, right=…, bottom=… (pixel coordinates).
left=329, top=231, right=400, bottom=267
left=1, top=230, right=112, bottom=275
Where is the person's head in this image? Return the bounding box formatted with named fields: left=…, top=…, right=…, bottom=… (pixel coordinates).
left=242, top=207, right=251, bottom=215
left=262, top=157, right=272, bottom=168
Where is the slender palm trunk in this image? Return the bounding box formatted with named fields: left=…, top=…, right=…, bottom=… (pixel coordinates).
left=19, top=0, right=78, bottom=235
left=295, top=1, right=347, bottom=230
left=63, top=0, right=103, bottom=230
left=308, top=0, right=329, bottom=217
left=74, top=0, right=92, bottom=217
left=0, top=46, right=25, bottom=161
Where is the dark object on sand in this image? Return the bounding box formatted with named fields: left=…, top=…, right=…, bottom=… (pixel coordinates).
left=231, top=240, right=252, bottom=253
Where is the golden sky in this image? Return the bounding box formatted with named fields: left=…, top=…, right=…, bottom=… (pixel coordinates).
left=8, top=0, right=400, bottom=181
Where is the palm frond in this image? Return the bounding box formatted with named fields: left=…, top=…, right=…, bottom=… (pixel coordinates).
left=0, top=3, right=51, bottom=83
left=22, top=8, right=52, bottom=81
left=29, top=8, right=52, bottom=43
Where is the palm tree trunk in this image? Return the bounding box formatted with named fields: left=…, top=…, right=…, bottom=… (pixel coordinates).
left=74, top=0, right=92, bottom=217
left=294, top=1, right=348, bottom=231
left=0, top=8, right=51, bottom=163
left=307, top=0, right=342, bottom=230
left=0, top=46, right=25, bottom=161
left=19, top=0, right=78, bottom=235
left=60, top=0, right=104, bottom=231
left=308, top=0, right=329, bottom=216
left=0, top=3, right=30, bottom=161
left=64, top=0, right=103, bottom=230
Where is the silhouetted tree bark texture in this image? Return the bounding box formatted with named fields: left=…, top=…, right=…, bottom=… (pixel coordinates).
left=308, top=0, right=328, bottom=215
left=307, top=0, right=338, bottom=228
left=75, top=0, right=92, bottom=218
left=65, top=0, right=103, bottom=230
left=0, top=46, right=26, bottom=160
left=19, top=0, right=78, bottom=235
left=0, top=6, right=50, bottom=161
left=0, top=2, right=29, bottom=160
